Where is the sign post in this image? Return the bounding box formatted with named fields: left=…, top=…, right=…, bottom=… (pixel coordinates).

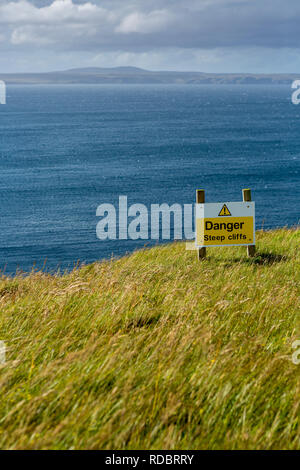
left=196, top=189, right=206, bottom=260
left=242, top=188, right=256, bottom=257
left=195, top=189, right=255, bottom=259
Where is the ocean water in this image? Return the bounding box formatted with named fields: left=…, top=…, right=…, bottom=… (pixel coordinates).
left=0, top=84, right=299, bottom=274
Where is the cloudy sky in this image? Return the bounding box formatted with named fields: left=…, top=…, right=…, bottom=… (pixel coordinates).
left=0, top=0, right=300, bottom=73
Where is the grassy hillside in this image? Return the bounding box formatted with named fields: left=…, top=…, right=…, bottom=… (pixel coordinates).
left=0, top=229, right=299, bottom=450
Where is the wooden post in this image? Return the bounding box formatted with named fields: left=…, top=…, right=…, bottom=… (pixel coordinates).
left=242, top=188, right=255, bottom=257
left=196, top=189, right=206, bottom=260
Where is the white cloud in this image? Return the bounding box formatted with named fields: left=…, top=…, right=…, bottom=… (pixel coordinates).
left=0, top=0, right=116, bottom=46
left=115, top=10, right=174, bottom=34
left=0, top=0, right=104, bottom=23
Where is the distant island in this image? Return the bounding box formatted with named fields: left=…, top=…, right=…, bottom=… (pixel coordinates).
left=1, top=67, right=298, bottom=85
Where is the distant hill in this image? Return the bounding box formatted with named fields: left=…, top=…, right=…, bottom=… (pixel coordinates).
left=0, top=67, right=298, bottom=84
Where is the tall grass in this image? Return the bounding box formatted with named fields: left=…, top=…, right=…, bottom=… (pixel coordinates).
left=0, top=228, right=299, bottom=449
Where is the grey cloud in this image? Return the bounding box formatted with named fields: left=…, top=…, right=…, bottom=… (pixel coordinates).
left=0, top=0, right=299, bottom=51
left=0, top=0, right=299, bottom=73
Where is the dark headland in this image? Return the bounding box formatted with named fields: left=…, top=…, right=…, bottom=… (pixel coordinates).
left=1, top=67, right=298, bottom=84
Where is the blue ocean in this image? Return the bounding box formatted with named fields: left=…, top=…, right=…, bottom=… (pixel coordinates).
left=0, top=84, right=299, bottom=274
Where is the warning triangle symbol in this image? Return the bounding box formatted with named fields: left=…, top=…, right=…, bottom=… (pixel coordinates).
left=218, top=204, right=232, bottom=216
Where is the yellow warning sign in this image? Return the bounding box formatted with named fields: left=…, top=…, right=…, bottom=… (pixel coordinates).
left=196, top=217, right=254, bottom=246
left=218, top=204, right=231, bottom=216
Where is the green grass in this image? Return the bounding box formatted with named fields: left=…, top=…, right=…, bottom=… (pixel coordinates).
left=0, top=228, right=299, bottom=450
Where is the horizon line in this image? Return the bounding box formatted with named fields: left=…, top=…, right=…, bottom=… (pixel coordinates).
left=1, top=67, right=300, bottom=76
